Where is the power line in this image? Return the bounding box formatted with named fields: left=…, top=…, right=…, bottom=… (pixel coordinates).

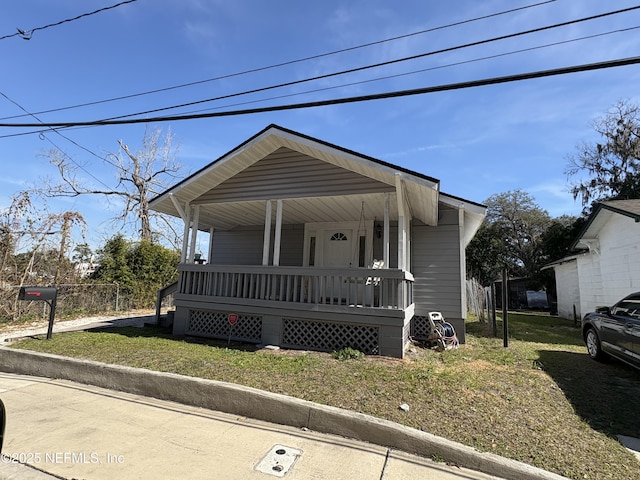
left=0, top=92, right=116, bottom=190
left=2, top=56, right=638, bottom=128
left=173, top=25, right=640, bottom=117
left=2, top=23, right=637, bottom=140
left=0, top=0, right=140, bottom=41
left=90, top=4, right=640, bottom=123
left=1, top=23, right=635, bottom=141
left=0, top=0, right=556, bottom=120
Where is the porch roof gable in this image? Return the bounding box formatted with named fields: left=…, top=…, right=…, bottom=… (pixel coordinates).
left=150, top=125, right=450, bottom=230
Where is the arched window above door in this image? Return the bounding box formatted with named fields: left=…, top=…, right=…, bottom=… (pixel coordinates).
left=330, top=232, right=348, bottom=241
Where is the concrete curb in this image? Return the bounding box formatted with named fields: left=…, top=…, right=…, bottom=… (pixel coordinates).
left=0, top=347, right=568, bottom=480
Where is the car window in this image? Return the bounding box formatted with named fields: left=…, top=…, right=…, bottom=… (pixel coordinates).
left=612, top=299, right=640, bottom=318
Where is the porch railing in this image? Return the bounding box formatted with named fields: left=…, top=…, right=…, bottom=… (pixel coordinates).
left=177, top=264, right=413, bottom=310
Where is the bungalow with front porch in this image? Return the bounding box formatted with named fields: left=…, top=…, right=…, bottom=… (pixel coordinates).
left=149, top=125, right=485, bottom=358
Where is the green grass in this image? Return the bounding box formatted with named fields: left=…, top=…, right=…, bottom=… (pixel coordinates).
left=9, top=313, right=640, bottom=480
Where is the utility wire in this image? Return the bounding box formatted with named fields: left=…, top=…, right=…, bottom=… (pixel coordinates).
left=2, top=56, right=638, bottom=128
left=172, top=25, right=640, bottom=117
left=0, top=0, right=139, bottom=41
left=0, top=0, right=556, bottom=120
left=2, top=23, right=637, bottom=140
left=97, top=4, right=640, bottom=122
left=0, top=92, right=117, bottom=189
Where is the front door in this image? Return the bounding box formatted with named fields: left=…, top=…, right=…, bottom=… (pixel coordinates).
left=323, top=229, right=354, bottom=302
left=323, top=229, right=354, bottom=268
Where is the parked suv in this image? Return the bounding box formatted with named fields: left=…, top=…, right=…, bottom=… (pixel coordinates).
left=581, top=292, right=640, bottom=370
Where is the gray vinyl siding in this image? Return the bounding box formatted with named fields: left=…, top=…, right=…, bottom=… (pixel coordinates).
left=411, top=206, right=464, bottom=321
left=194, top=147, right=394, bottom=204
left=210, top=224, right=304, bottom=266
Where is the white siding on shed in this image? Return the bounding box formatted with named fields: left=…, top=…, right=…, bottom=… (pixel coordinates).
left=595, top=213, right=640, bottom=297
left=554, top=261, right=580, bottom=319
left=575, top=212, right=640, bottom=314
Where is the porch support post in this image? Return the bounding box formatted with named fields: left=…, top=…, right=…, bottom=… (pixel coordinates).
left=395, top=174, right=407, bottom=271
left=189, top=205, right=200, bottom=263
left=383, top=193, right=390, bottom=268
left=180, top=203, right=191, bottom=264
left=273, top=199, right=283, bottom=266
left=262, top=200, right=272, bottom=266
left=208, top=227, right=215, bottom=263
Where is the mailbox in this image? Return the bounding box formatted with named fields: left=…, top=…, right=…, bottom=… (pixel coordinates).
left=18, top=287, right=57, bottom=302
left=17, top=286, right=58, bottom=339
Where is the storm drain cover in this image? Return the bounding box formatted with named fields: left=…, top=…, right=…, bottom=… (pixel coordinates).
left=255, top=444, right=303, bottom=477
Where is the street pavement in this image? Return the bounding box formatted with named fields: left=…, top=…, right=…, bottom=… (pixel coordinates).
left=0, top=372, right=505, bottom=480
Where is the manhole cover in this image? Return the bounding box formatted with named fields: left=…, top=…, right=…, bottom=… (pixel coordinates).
left=255, top=444, right=303, bottom=477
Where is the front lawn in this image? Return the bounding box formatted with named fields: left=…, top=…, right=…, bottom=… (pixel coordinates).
left=10, top=312, right=640, bottom=480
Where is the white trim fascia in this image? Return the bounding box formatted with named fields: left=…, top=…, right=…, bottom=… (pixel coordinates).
left=439, top=193, right=487, bottom=216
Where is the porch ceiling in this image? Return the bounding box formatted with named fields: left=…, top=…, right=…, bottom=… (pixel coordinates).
left=193, top=192, right=399, bottom=231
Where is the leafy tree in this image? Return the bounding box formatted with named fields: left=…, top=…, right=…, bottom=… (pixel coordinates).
left=566, top=99, right=640, bottom=212
left=466, top=222, right=511, bottom=286
left=128, top=240, right=180, bottom=307
left=466, top=190, right=551, bottom=286
left=72, top=243, right=93, bottom=264
left=41, top=127, right=184, bottom=246
left=91, top=234, right=179, bottom=308
left=91, top=235, right=134, bottom=291
left=540, top=215, right=586, bottom=263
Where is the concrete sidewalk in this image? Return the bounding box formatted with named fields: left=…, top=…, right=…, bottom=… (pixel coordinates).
left=0, top=372, right=502, bottom=480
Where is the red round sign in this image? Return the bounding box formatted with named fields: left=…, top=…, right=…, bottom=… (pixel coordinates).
left=228, top=313, right=238, bottom=325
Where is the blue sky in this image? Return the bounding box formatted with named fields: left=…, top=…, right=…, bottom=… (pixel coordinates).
left=1, top=0, right=639, bottom=250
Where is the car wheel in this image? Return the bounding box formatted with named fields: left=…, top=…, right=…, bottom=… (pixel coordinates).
left=585, top=328, right=607, bottom=361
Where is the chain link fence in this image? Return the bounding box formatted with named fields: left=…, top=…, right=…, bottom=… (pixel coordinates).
left=0, top=283, right=134, bottom=322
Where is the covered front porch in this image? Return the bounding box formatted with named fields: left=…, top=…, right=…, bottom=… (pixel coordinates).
left=173, top=263, right=414, bottom=357
left=150, top=126, right=443, bottom=358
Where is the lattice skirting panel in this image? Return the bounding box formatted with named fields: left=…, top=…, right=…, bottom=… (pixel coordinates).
left=282, top=318, right=379, bottom=355
left=186, top=309, right=262, bottom=342
left=411, top=315, right=433, bottom=339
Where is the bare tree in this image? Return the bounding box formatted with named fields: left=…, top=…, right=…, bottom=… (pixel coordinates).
left=0, top=191, right=86, bottom=318
left=566, top=99, right=640, bottom=212
left=41, top=127, right=184, bottom=245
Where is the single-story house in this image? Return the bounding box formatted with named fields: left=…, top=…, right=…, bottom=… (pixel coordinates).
left=149, top=124, right=486, bottom=358
left=545, top=199, right=640, bottom=319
